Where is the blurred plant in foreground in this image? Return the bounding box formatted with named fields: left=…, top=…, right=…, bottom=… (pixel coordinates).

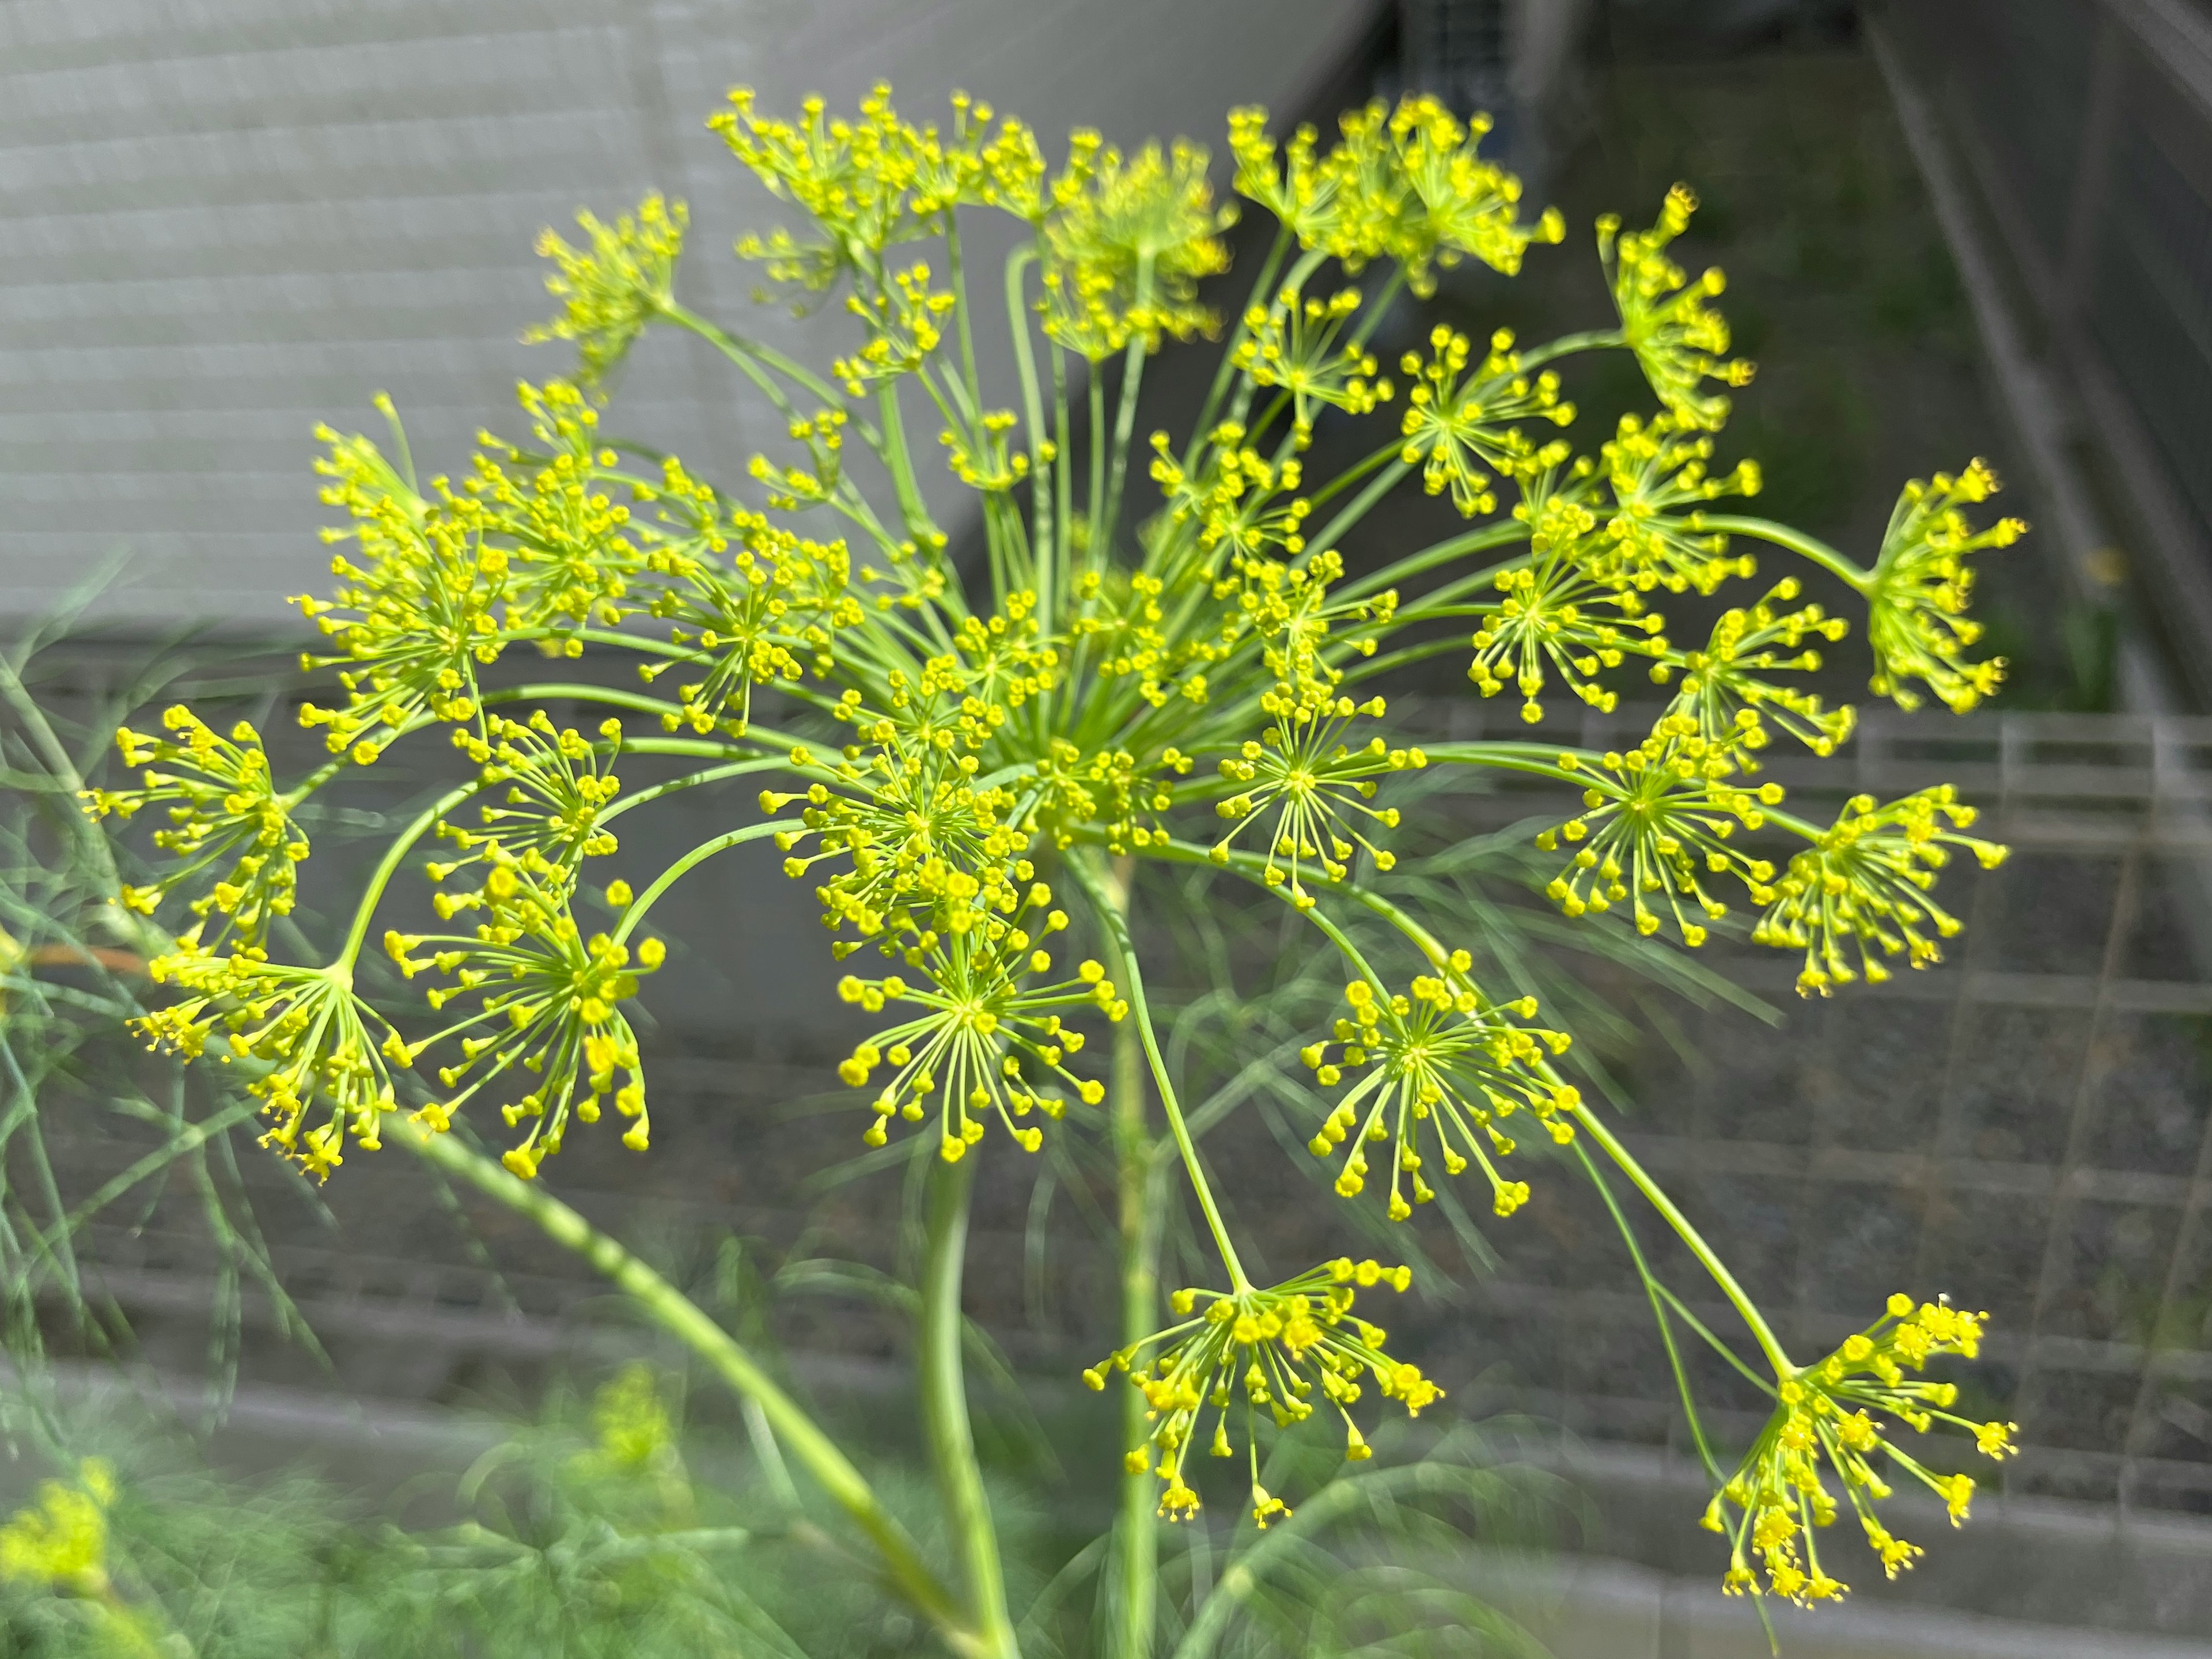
left=13, top=79, right=2033, bottom=1658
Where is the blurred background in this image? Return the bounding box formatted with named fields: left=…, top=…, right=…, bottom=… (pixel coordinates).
left=6, top=2, right=2212, bottom=1654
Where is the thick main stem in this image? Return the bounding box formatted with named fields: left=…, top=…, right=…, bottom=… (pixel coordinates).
left=918, top=1153, right=1021, bottom=1659
left=393, top=1119, right=978, bottom=1652
left=1104, top=857, right=1158, bottom=1659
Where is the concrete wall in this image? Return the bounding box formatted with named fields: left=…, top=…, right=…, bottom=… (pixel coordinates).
left=0, top=0, right=1381, bottom=632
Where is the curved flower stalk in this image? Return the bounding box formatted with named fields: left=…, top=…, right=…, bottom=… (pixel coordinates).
left=86, top=81, right=2035, bottom=1647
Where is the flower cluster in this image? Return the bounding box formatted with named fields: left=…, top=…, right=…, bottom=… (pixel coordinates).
left=832, top=880, right=1123, bottom=1159
left=1709, top=1296, right=2014, bottom=1604
left=1299, top=971, right=1577, bottom=1219
left=1229, top=99, right=1564, bottom=296
left=387, top=866, right=665, bottom=1179
left=1209, top=699, right=1426, bottom=906
left=84, top=707, right=308, bottom=949
left=1653, top=579, right=1855, bottom=759
left=136, top=938, right=408, bottom=1180
left=1398, top=324, right=1574, bottom=515
left=1597, top=185, right=1754, bottom=429
left=1042, top=134, right=1234, bottom=358
left=525, top=192, right=688, bottom=382
left=1862, top=461, right=2024, bottom=713
left=1539, top=732, right=1782, bottom=945
left=1087, top=1259, right=1442, bottom=1525
left=1234, top=285, right=1392, bottom=444
left=1755, top=787, right=2009, bottom=995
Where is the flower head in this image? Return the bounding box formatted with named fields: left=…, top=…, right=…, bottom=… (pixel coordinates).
left=1539, top=730, right=1783, bottom=945
left=1468, top=491, right=1668, bottom=723
left=1710, top=1295, right=2013, bottom=1605
left=1596, top=414, right=1762, bottom=595
left=297, top=410, right=505, bottom=762
left=525, top=192, right=687, bottom=383
left=1653, top=578, right=1855, bottom=760
left=1755, top=788, right=2007, bottom=996
left=137, top=938, right=410, bottom=1180
left=1086, top=1259, right=1441, bottom=1522
left=1042, top=134, right=1234, bottom=358
left=1397, top=325, right=1574, bottom=516
left=1234, top=285, right=1392, bottom=444
left=84, top=707, right=308, bottom=949
left=433, top=713, right=625, bottom=897
left=1300, top=969, right=1576, bottom=1220
left=389, top=871, right=664, bottom=1176
left=0, top=1459, right=118, bottom=1597
left=1598, top=185, right=1754, bottom=429
left=1863, top=460, right=2023, bottom=712
left=1209, top=700, right=1426, bottom=908
left=833, top=885, right=1123, bottom=1159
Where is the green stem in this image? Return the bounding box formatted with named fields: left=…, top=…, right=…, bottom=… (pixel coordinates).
left=1103, top=857, right=1158, bottom=1659
left=918, top=1152, right=1020, bottom=1659
left=610, top=819, right=787, bottom=945
left=1517, top=327, right=1626, bottom=369
left=392, top=1118, right=979, bottom=1649
left=337, top=781, right=483, bottom=968
left=1097, top=255, right=1155, bottom=560
left=1306, top=460, right=1410, bottom=556
left=1065, top=853, right=1247, bottom=1289
left=1565, top=1101, right=1793, bottom=1376
left=1696, top=514, right=1870, bottom=592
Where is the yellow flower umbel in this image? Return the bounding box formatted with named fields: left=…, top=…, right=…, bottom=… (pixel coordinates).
left=1594, top=412, right=1763, bottom=596
left=1862, top=461, right=2024, bottom=713
left=389, top=868, right=664, bottom=1176
left=1709, top=1296, right=2016, bottom=1605
left=1597, top=185, right=1754, bottom=429
left=1755, top=788, right=2009, bottom=996
left=136, top=938, right=408, bottom=1180
left=1467, top=489, right=1668, bottom=722
left=525, top=192, right=688, bottom=383
left=834, top=883, right=1124, bottom=1158
left=1042, top=133, right=1234, bottom=358
left=1300, top=971, right=1575, bottom=1219
left=1086, top=1259, right=1442, bottom=1525
left=1234, top=285, right=1392, bottom=445
left=0, top=1458, right=117, bottom=1597
left=1209, top=699, right=1426, bottom=907
left=1398, top=325, right=1574, bottom=516
left=434, top=713, right=625, bottom=896
left=1539, top=732, right=1782, bottom=944
left=1653, top=578, right=1854, bottom=761
left=638, top=485, right=855, bottom=738
left=84, top=707, right=309, bottom=950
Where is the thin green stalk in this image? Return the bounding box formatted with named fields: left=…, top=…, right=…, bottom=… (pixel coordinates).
left=1096, top=255, right=1155, bottom=560
left=1103, top=857, right=1158, bottom=1659
left=336, top=781, right=483, bottom=968
left=1065, top=853, right=1248, bottom=1290
left=1306, top=460, right=1410, bottom=557
left=609, top=819, right=787, bottom=945
left=1565, top=1101, right=1793, bottom=1377
left=392, top=1117, right=979, bottom=1650
left=918, top=1152, right=1020, bottom=1659
left=1516, top=327, right=1626, bottom=369
left=1574, top=1139, right=1726, bottom=1485
left=1696, top=514, right=1870, bottom=591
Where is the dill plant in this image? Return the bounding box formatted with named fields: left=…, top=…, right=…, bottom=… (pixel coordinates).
left=50, top=85, right=2035, bottom=1652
